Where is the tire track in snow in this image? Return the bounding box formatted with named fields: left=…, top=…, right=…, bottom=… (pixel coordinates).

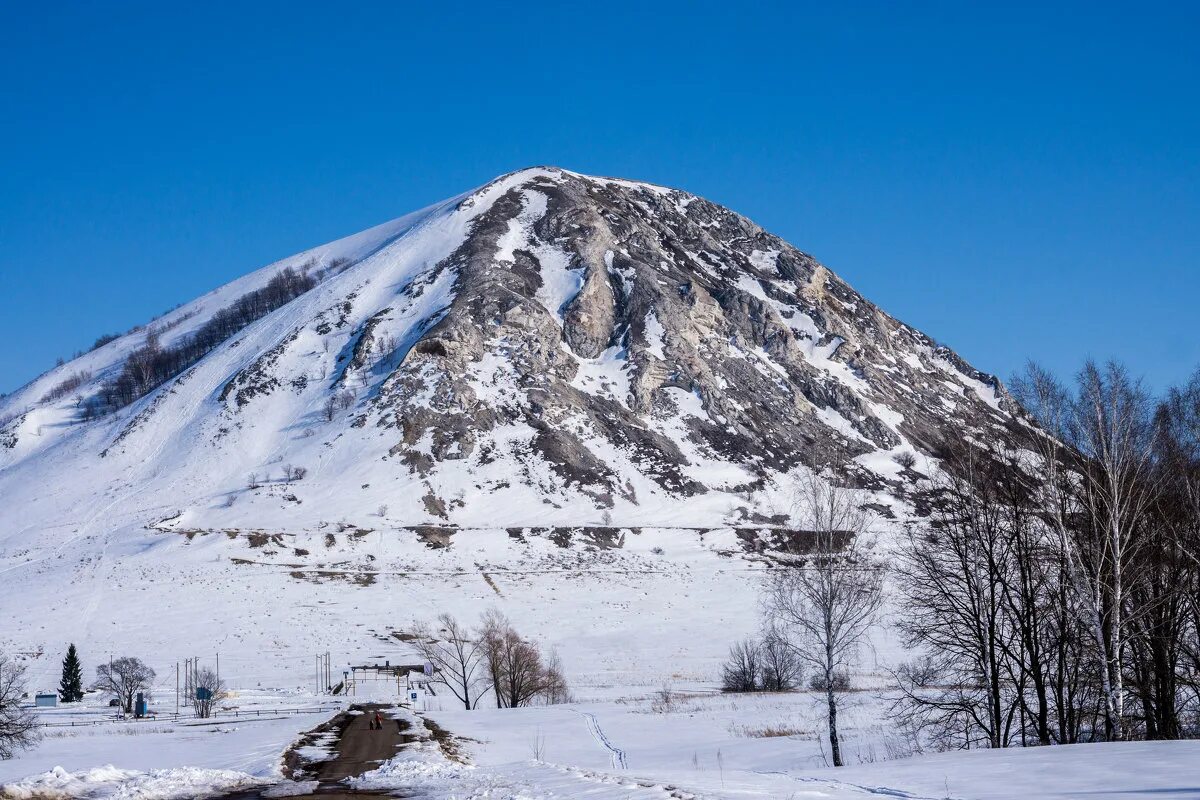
left=778, top=773, right=961, bottom=800
left=575, top=709, right=627, bottom=770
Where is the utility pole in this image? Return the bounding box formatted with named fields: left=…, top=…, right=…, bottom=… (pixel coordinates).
left=175, top=662, right=179, bottom=716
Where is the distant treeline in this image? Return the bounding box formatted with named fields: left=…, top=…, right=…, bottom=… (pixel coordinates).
left=41, top=370, right=93, bottom=404
left=92, top=265, right=326, bottom=413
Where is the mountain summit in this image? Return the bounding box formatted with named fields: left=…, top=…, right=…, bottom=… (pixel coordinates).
left=0, top=167, right=1011, bottom=531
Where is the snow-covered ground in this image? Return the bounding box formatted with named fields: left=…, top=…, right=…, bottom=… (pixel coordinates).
left=0, top=443, right=1190, bottom=799
left=5, top=674, right=1200, bottom=799
left=1, top=524, right=1195, bottom=798
left=0, top=692, right=336, bottom=798
left=394, top=696, right=1200, bottom=799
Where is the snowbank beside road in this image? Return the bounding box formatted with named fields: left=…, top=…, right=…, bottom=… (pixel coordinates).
left=348, top=741, right=471, bottom=792
left=0, top=710, right=330, bottom=796
left=0, top=764, right=264, bottom=799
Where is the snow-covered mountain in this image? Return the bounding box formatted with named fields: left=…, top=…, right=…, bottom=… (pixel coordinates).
left=0, top=167, right=1020, bottom=688
left=0, top=166, right=1013, bottom=534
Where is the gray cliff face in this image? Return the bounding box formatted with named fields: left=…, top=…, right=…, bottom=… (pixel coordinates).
left=365, top=168, right=1012, bottom=507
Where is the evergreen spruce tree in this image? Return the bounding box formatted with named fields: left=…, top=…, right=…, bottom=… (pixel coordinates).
left=58, top=643, right=83, bottom=703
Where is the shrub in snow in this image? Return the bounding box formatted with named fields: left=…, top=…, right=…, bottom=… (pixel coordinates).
left=90, top=332, right=121, bottom=351
left=282, top=464, right=307, bottom=481
left=192, top=667, right=226, bottom=718
left=809, top=669, right=850, bottom=692
left=322, top=395, right=338, bottom=421
left=722, top=629, right=801, bottom=692
left=650, top=681, right=686, bottom=713
left=721, top=640, right=760, bottom=693
left=759, top=626, right=802, bottom=691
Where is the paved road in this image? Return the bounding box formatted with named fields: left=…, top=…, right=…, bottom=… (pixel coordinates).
left=311, top=703, right=408, bottom=784
left=222, top=703, right=410, bottom=799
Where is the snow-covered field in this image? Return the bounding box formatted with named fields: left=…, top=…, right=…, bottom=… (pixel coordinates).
left=387, top=702, right=1200, bottom=800
left=8, top=689, right=1197, bottom=799
left=0, top=692, right=336, bottom=798
left=4, top=629, right=1199, bottom=798
left=0, top=505, right=1194, bottom=798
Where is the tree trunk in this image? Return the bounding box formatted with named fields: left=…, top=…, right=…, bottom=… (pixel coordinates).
left=1111, top=513, right=1125, bottom=741
left=827, top=678, right=841, bottom=767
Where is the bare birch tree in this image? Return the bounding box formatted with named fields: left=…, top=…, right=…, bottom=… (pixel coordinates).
left=1071, top=361, right=1160, bottom=738
left=764, top=473, right=883, bottom=766
left=1014, top=360, right=1160, bottom=739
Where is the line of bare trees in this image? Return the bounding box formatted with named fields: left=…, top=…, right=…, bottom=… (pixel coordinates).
left=95, top=266, right=318, bottom=411
left=412, top=611, right=570, bottom=710
left=723, top=361, right=1200, bottom=763
left=40, top=370, right=92, bottom=404
left=892, top=361, right=1200, bottom=748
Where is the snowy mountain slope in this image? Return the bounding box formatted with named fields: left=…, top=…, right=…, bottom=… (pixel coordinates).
left=0, top=166, right=1015, bottom=538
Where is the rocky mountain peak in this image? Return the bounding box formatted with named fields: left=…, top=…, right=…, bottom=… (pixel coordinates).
left=0, top=167, right=1013, bottom=529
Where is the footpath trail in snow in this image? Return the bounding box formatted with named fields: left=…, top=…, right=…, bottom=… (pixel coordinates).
left=576, top=710, right=628, bottom=770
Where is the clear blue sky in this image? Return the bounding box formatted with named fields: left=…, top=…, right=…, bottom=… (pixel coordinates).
left=2, top=2, right=1197, bottom=396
